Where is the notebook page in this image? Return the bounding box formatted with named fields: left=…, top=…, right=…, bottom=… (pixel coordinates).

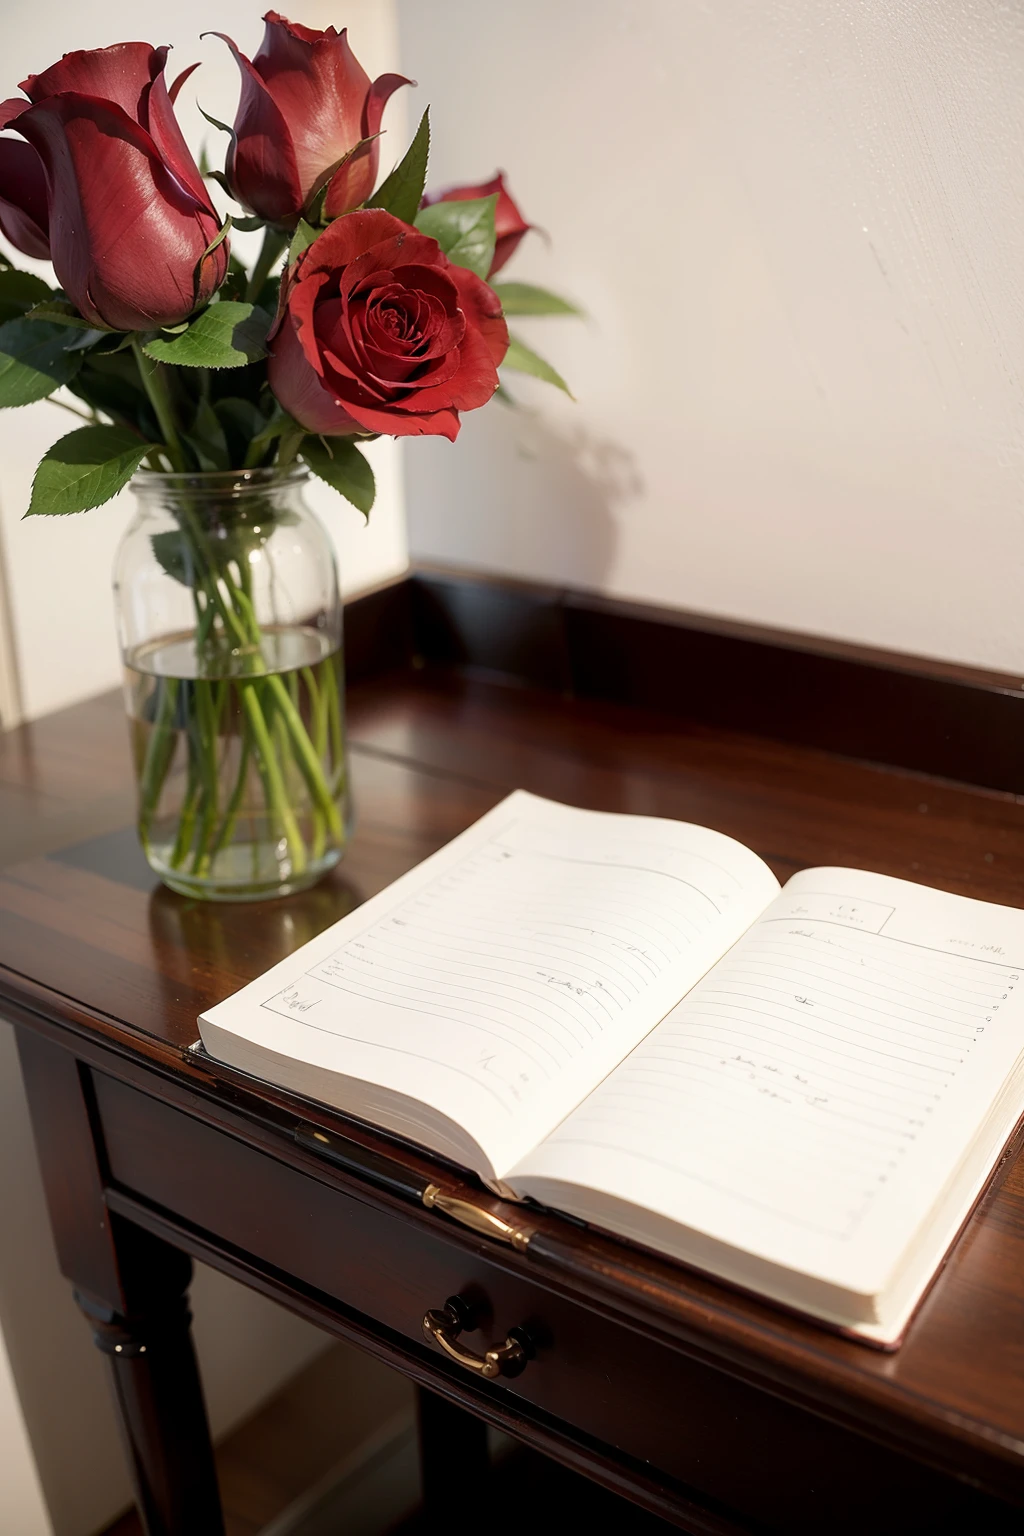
left=200, top=791, right=780, bottom=1179
left=514, top=867, right=1024, bottom=1295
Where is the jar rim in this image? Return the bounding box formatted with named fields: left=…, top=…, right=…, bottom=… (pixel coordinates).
left=131, top=465, right=309, bottom=496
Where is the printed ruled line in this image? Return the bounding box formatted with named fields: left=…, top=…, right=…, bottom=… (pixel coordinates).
left=258, top=996, right=515, bottom=1113
left=759, top=916, right=1023, bottom=970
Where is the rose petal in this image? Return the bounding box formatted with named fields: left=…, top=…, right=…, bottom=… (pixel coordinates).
left=267, top=310, right=364, bottom=434
left=321, top=137, right=377, bottom=220
left=322, top=68, right=411, bottom=217
left=254, top=18, right=367, bottom=202
left=168, top=62, right=200, bottom=105
left=16, top=92, right=226, bottom=330
left=143, top=48, right=215, bottom=209
left=210, top=29, right=301, bottom=223
left=320, top=344, right=391, bottom=403
left=341, top=394, right=461, bottom=441
left=299, top=210, right=427, bottom=276
left=288, top=265, right=332, bottom=376
left=0, top=100, right=29, bottom=130
left=0, top=139, right=50, bottom=258
left=22, top=42, right=157, bottom=117
left=448, top=263, right=509, bottom=368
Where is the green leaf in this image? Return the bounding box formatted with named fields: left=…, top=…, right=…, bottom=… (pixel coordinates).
left=287, top=219, right=319, bottom=266
left=367, top=109, right=430, bottom=225
left=301, top=436, right=376, bottom=518
left=501, top=334, right=574, bottom=397
left=231, top=215, right=266, bottom=233
left=0, top=271, right=52, bottom=325
left=242, top=406, right=297, bottom=463
left=27, top=425, right=155, bottom=516
left=217, top=266, right=249, bottom=303
left=24, top=298, right=103, bottom=331
left=152, top=494, right=299, bottom=586
left=198, top=104, right=235, bottom=144
left=414, top=194, right=497, bottom=279
left=202, top=215, right=231, bottom=263
left=183, top=396, right=230, bottom=470
left=64, top=328, right=111, bottom=353
left=67, top=350, right=154, bottom=433
left=205, top=169, right=233, bottom=198
left=492, top=281, right=583, bottom=317
left=192, top=215, right=232, bottom=307
left=150, top=528, right=196, bottom=586
left=304, top=134, right=382, bottom=225
left=0, top=318, right=84, bottom=406
left=143, top=302, right=270, bottom=369
left=214, top=396, right=267, bottom=445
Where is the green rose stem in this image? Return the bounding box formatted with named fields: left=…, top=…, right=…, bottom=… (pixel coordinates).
left=190, top=680, right=228, bottom=876
left=207, top=719, right=253, bottom=865
left=137, top=676, right=180, bottom=854
left=131, top=338, right=186, bottom=472
left=227, top=580, right=342, bottom=837
left=130, top=332, right=341, bottom=884
left=246, top=227, right=288, bottom=304
left=302, top=663, right=327, bottom=860
left=325, top=658, right=345, bottom=793
left=240, top=679, right=307, bottom=876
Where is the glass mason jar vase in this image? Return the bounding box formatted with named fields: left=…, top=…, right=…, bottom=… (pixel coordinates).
left=113, top=468, right=350, bottom=901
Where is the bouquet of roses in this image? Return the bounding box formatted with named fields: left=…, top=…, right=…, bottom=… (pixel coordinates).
left=0, top=14, right=575, bottom=900
left=0, top=11, right=573, bottom=509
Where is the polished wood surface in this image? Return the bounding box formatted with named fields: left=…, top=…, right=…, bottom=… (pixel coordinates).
left=411, top=566, right=1024, bottom=792
left=4, top=656, right=1024, bottom=1531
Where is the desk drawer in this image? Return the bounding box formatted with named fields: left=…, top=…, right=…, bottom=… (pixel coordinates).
left=93, top=1071, right=1013, bottom=1535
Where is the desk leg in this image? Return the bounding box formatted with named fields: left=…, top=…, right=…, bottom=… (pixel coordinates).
left=76, top=1218, right=224, bottom=1536
left=416, top=1386, right=490, bottom=1530
left=16, top=1031, right=224, bottom=1536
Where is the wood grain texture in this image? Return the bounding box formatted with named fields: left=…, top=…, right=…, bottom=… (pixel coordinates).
left=5, top=660, right=1024, bottom=1529
left=410, top=567, right=1024, bottom=793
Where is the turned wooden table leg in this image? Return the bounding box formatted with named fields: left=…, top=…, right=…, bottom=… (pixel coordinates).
left=76, top=1218, right=223, bottom=1536
left=17, top=1030, right=225, bottom=1536
left=416, top=1385, right=490, bottom=1530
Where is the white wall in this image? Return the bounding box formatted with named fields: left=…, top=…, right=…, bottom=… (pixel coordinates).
left=0, top=1327, right=50, bottom=1536
left=0, top=0, right=409, bottom=723
left=397, top=0, right=1024, bottom=673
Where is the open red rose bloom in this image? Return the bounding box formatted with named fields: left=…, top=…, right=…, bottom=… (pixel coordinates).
left=269, top=210, right=509, bottom=440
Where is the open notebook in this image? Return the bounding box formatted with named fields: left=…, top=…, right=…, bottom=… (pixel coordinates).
left=200, top=791, right=1024, bottom=1345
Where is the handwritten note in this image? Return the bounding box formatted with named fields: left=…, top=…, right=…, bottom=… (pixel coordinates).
left=545, top=885, right=1018, bottom=1238
left=259, top=803, right=773, bottom=1132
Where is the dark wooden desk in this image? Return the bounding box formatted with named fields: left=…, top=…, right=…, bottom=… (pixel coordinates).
left=4, top=585, right=1024, bottom=1535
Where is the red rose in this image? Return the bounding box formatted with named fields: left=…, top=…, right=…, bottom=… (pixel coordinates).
left=421, top=172, right=531, bottom=276
left=0, top=140, right=50, bottom=259
left=268, top=209, right=508, bottom=441
left=214, top=13, right=410, bottom=227
left=0, top=43, right=228, bottom=331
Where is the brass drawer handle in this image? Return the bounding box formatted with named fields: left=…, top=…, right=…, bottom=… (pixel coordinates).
left=422, top=1295, right=531, bottom=1380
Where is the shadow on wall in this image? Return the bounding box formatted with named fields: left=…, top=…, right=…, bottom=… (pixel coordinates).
left=405, top=398, right=641, bottom=592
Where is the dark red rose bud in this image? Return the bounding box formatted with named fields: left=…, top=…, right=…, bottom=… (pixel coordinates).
left=214, top=12, right=411, bottom=228
left=0, top=137, right=50, bottom=259
left=421, top=172, right=531, bottom=276
left=268, top=209, right=508, bottom=440
left=1, top=43, right=227, bottom=331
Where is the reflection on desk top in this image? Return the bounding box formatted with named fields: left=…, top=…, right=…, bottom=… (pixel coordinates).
left=2, top=667, right=1024, bottom=1492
